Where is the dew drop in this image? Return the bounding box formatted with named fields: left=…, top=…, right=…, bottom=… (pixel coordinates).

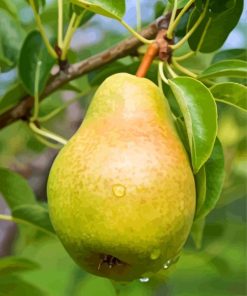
left=150, top=249, right=161, bottom=260
left=139, top=277, right=150, bottom=283
left=163, top=259, right=172, bottom=269
left=112, top=184, right=126, bottom=197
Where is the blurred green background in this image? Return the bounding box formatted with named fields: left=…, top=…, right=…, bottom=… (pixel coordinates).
left=0, top=0, right=246, bottom=295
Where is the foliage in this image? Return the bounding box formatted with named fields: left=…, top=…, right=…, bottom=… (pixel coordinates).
left=0, top=0, right=246, bottom=295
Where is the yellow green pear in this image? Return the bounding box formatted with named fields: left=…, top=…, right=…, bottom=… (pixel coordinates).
left=47, top=73, right=196, bottom=281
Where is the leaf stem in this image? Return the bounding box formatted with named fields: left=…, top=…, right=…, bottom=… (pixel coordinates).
left=136, top=0, right=142, bottom=31
left=167, top=0, right=195, bottom=39
left=58, top=0, right=64, bottom=48
left=195, top=17, right=212, bottom=53
left=170, top=2, right=208, bottom=51
left=158, top=61, right=169, bottom=84
left=33, top=134, right=63, bottom=149
left=29, top=122, right=68, bottom=145
left=30, top=61, right=42, bottom=122
left=165, top=62, right=178, bottom=78
left=29, top=0, right=57, bottom=59
left=172, top=58, right=197, bottom=78
left=119, top=19, right=154, bottom=44
left=0, top=214, right=56, bottom=237
left=174, top=51, right=195, bottom=61
left=61, top=11, right=86, bottom=60
left=166, top=0, right=178, bottom=39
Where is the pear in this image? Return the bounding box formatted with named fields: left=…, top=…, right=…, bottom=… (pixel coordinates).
left=47, top=73, right=196, bottom=281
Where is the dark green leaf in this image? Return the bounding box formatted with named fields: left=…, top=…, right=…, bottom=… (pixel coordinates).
left=0, top=257, right=39, bottom=276
left=195, top=166, right=206, bottom=215
left=196, top=138, right=225, bottom=219
left=155, top=1, right=166, bottom=18
left=174, top=117, right=190, bottom=154
left=191, top=217, right=205, bottom=249
left=211, top=82, right=247, bottom=112
left=212, top=49, right=247, bottom=63
left=71, top=0, right=125, bottom=20
left=18, top=30, right=56, bottom=96
left=0, top=9, right=25, bottom=71
left=0, top=168, right=36, bottom=209
left=199, top=59, right=247, bottom=79
left=169, top=77, right=217, bottom=173
left=0, top=275, right=46, bottom=296
left=0, top=83, right=26, bottom=115
left=12, top=204, right=55, bottom=235
left=188, top=0, right=243, bottom=53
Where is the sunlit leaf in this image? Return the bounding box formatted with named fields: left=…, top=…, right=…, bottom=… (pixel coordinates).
left=211, top=82, right=247, bottom=112
left=199, top=60, right=247, bottom=79
left=71, top=0, right=125, bottom=20
left=212, top=48, right=247, bottom=63
left=169, top=77, right=217, bottom=173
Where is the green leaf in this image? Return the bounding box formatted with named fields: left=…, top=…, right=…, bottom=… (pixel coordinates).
left=0, top=168, right=36, bottom=209
left=18, top=30, right=56, bottom=96
left=188, top=0, right=243, bottom=53
left=71, top=0, right=125, bottom=20
left=191, top=217, right=205, bottom=249
left=70, top=4, right=95, bottom=26
left=169, top=77, right=217, bottom=173
left=195, top=166, right=206, bottom=215
left=0, top=83, right=26, bottom=115
left=212, top=48, right=247, bottom=63
left=0, top=257, right=39, bottom=276
left=0, top=9, right=25, bottom=71
left=0, top=0, right=18, bottom=18
left=210, top=82, right=247, bottom=112
left=196, top=138, right=225, bottom=219
left=12, top=204, right=55, bottom=235
left=26, top=0, right=46, bottom=12
left=199, top=60, right=247, bottom=79
left=0, top=275, right=46, bottom=296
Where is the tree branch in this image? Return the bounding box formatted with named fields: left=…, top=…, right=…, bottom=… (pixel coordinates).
left=0, top=22, right=158, bottom=130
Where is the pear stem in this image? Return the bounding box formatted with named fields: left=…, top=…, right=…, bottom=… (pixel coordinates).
left=136, top=42, right=159, bottom=77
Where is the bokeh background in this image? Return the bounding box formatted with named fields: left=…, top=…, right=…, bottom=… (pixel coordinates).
left=0, top=0, right=246, bottom=295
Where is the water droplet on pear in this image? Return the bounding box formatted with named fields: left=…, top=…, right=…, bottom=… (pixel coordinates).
left=163, top=259, right=172, bottom=269
left=150, top=248, right=161, bottom=260
left=139, top=277, right=150, bottom=283
left=112, top=184, right=126, bottom=197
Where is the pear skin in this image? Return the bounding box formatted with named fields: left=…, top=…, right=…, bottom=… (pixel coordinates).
left=47, top=73, right=196, bottom=281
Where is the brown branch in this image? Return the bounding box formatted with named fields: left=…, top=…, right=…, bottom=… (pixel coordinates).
left=0, top=19, right=166, bottom=130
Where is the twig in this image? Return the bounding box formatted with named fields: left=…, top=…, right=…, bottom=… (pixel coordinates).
left=0, top=21, right=158, bottom=130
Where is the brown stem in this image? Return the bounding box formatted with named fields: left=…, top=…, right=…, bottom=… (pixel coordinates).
left=136, top=15, right=174, bottom=78
left=0, top=22, right=158, bottom=130
left=136, top=43, right=159, bottom=77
